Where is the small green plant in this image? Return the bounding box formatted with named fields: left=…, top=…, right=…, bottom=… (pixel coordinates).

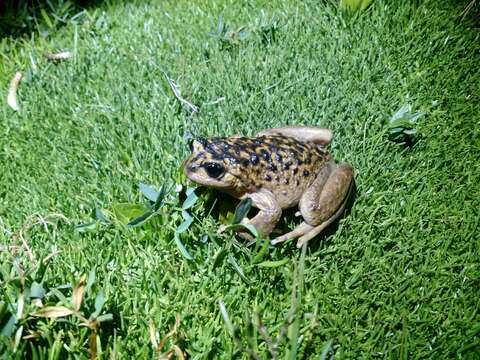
left=254, top=10, right=280, bottom=45
left=75, top=182, right=203, bottom=260
left=388, top=104, right=424, bottom=145
left=209, top=16, right=250, bottom=50
left=209, top=12, right=280, bottom=51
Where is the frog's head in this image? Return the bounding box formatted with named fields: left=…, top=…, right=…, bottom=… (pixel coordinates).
left=183, top=137, right=242, bottom=190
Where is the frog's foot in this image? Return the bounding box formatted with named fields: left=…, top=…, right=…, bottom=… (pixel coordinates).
left=271, top=187, right=350, bottom=247
left=271, top=222, right=313, bottom=245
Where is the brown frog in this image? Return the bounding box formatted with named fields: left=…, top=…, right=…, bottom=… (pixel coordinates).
left=183, top=126, right=354, bottom=247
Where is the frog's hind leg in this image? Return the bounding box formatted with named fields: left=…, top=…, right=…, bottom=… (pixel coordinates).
left=256, top=126, right=333, bottom=146
left=296, top=180, right=353, bottom=248
left=271, top=162, right=353, bottom=247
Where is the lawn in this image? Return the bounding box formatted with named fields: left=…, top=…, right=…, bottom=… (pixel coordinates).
left=0, top=0, right=479, bottom=358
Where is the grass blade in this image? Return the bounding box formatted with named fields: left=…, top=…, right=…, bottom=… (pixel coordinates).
left=176, top=217, right=193, bottom=233
left=255, top=259, right=289, bottom=268
left=174, top=233, right=193, bottom=260
left=127, top=210, right=154, bottom=227
left=319, top=339, right=334, bottom=360
left=182, top=188, right=198, bottom=210
left=139, top=182, right=159, bottom=202
left=232, top=198, right=252, bottom=224
left=228, top=255, right=251, bottom=284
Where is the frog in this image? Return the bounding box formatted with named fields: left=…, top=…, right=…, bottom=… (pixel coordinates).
left=182, top=126, right=354, bottom=248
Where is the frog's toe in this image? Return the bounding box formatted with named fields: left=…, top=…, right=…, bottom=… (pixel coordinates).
left=271, top=222, right=313, bottom=245
left=237, top=231, right=254, bottom=242
left=296, top=215, right=339, bottom=248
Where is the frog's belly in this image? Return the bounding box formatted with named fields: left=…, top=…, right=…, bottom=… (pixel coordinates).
left=268, top=183, right=308, bottom=210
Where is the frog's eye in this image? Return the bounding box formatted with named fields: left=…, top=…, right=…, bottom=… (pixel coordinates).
left=204, top=162, right=224, bottom=178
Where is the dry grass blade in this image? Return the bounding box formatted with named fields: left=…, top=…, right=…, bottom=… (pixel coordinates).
left=31, top=306, right=73, bottom=318
left=43, top=250, right=61, bottom=265
left=32, top=298, right=43, bottom=307
left=7, top=71, right=22, bottom=111
left=16, top=294, right=25, bottom=320
left=164, top=74, right=199, bottom=114
left=462, top=0, right=477, bottom=19
left=89, top=328, right=97, bottom=360
left=72, top=274, right=87, bottom=311
left=22, top=330, right=41, bottom=340
left=149, top=320, right=158, bottom=349
left=10, top=213, right=69, bottom=265
left=151, top=315, right=185, bottom=359
left=171, top=345, right=185, bottom=360
left=157, top=315, right=180, bottom=350
left=44, top=51, right=72, bottom=61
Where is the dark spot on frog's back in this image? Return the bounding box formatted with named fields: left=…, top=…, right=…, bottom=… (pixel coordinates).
left=196, top=137, right=208, bottom=148
left=267, top=163, right=278, bottom=172
left=265, top=174, right=272, bottom=182
left=260, top=149, right=271, bottom=161
left=204, top=142, right=223, bottom=160
left=250, top=152, right=259, bottom=165
left=221, top=144, right=233, bottom=154
left=303, top=170, right=310, bottom=177
left=241, top=158, right=250, bottom=167
left=191, top=152, right=204, bottom=164
left=253, top=139, right=264, bottom=146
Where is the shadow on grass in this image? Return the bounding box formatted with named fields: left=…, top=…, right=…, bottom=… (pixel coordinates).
left=0, top=0, right=125, bottom=38
left=2, top=0, right=478, bottom=40
left=204, top=178, right=357, bottom=256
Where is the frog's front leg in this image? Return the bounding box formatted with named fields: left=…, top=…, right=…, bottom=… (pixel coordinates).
left=271, top=160, right=353, bottom=247
left=239, top=190, right=282, bottom=238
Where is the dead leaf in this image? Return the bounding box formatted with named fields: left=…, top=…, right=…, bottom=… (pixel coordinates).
left=7, top=72, right=22, bottom=111
left=32, top=306, right=73, bottom=318
left=72, top=274, right=87, bottom=311
left=149, top=320, right=158, bottom=349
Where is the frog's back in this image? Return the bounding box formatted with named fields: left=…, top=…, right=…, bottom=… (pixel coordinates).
left=209, top=134, right=330, bottom=208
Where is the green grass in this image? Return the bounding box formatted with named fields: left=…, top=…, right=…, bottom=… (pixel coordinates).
left=1, top=0, right=479, bottom=358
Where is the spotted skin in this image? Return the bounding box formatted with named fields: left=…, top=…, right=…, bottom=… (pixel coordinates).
left=183, top=126, right=354, bottom=247
left=185, top=135, right=330, bottom=205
